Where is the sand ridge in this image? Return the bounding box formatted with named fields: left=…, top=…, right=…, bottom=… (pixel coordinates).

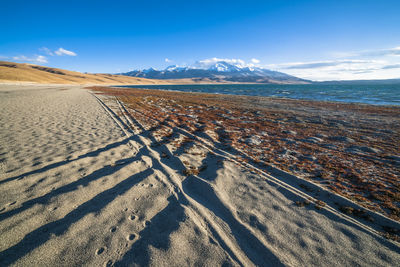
left=0, top=84, right=399, bottom=266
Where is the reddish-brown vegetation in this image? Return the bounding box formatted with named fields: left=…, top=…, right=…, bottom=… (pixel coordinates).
left=88, top=86, right=400, bottom=222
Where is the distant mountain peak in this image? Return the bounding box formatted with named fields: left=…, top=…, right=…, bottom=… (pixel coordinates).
left=142, top=67, right=157, bottom=73
left=165, top=65, right=178, bottom=71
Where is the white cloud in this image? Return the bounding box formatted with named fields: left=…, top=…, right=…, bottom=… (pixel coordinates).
left=251, top=58, right=260, bottom=64
left=165, top=58, right=172, bottom=63
left=55, top=48, right=77, bottom=56
left=6, top=46, right=77, bottom=65
left=35, top=55, right=48, bottom=63
left=193, top=57, right=260, bottom=69
left=197, top=57, right=246, bottom=67
left=12, top=55, right=48, bottom=63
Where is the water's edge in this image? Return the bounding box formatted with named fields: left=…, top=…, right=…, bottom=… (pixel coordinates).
left=117, top=83, right=400, bottom=106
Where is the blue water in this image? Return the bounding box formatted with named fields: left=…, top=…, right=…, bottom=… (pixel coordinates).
left=118, top=83, right=400, bottom=106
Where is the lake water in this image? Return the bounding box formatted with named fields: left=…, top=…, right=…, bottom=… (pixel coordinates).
left=118, top=83, right=400, bottom=106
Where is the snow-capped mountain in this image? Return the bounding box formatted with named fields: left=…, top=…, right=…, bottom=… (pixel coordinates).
left=121, top=60, right=309, bottom=84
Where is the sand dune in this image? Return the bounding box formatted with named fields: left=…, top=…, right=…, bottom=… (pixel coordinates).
left=0, top=84, right=399, bottom=266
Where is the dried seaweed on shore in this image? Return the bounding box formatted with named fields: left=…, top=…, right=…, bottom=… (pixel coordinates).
left=89, top=86, right=400, bottom=221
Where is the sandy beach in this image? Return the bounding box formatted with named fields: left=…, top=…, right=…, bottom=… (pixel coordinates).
left=0, top=84, right=399, bottom=266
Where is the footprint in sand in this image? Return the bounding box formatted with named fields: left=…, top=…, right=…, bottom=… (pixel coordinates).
left=143, top=220, right=151, bottom=226
left=126, top=233, right=136, bottom=241
left=110, top=226, right=117, bottom=233
left=96, top=247, right=105, bottom=255
left=7, top=201, right=16, bottom=206
left=104, top=260, right=113, bottom=267
left=129, top=215, right=136, bottom=221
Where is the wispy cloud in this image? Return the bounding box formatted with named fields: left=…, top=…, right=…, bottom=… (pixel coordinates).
left=352, top=70, right=374, bottom=74
left=381, top=63, right=400, bottom=69
left=362, top=46, right=400, bottom=57
left=272, top=59, right=377, bottom=70
left=165, top=58, right=172, bottom=63
left=12, top=55, right=48, bottom=63
left=251, top=58, right=260, bottom=64
left=39, top=47, right=54, bottom=56
left=40, top=47, right=77, bottom=57
left=55, top=48, right=77, bottom=56
left=333, top=46, right=400, bottom=58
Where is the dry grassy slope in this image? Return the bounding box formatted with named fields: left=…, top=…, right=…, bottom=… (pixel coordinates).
left=0, top=61, right=170, bottom=85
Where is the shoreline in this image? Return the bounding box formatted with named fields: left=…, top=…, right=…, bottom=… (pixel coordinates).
left=116, top=85, right=400, bottom=108
left=2, top=80, right=399, bottom=106
left=115, top=83, right=400, bottom=107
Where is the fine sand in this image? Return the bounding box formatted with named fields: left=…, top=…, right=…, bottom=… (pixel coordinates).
left=0, top=84, right=399, bottom=266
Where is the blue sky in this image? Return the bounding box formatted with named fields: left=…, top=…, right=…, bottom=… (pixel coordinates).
left=1, top=0, right=400, bottom=80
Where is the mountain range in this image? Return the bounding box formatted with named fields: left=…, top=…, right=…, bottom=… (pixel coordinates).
left=3, top=60, right=399, bottom=85
left=121, top=61, right=310, bottom=84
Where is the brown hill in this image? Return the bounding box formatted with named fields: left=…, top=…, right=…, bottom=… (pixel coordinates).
left=0, top=61, right=170, bottom=85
